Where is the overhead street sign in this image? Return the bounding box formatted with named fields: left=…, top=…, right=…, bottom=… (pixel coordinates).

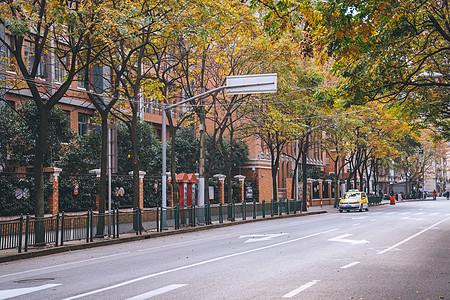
left=226, top=73, right=277, bottom=95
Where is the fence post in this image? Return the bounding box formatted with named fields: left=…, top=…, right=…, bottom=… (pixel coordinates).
left=294, top=198, right=297, bottom=214
left=175, top=205, right=179, bottom=230
left=253, top=200, right=256, bottom=219
left=85, top=210, right=89, bottom=242
left=135, top=209, right=139, bottom=235
left=18, top=214, right=23, bottom=253
left=159, top=206, right=163, bottom=231
left=55, top=212, right=60, bottom=247
left=157, top=206, right=160, bottom=232
left=112, top=208, right=116, bottom=239
left=262, top=200, right=265, bottom=218
left=286, top=199, right=289, bottom=215
left=271, top=200, right=274, bottom=217
left=219, top=202, right=223, bottom=223
left=61, top=212, right=65, bottom=246
left=24, top=214, right=29, bottom=252
left=116, top=208, right=119, bottom=238
left=243, top=200, right=246, bottom=220
left=232, top=201, right=235, bottom=221
left=191, top=203, right=196, bottom=227
left=139, top=208, right=142, bottom=235
left=89, top=210, right=93, bottom=242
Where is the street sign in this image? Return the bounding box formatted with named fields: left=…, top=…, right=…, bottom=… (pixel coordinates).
left=226, top=73, right=277, bottom=95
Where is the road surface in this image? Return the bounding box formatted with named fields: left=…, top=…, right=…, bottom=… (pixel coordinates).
left=0, top=199, right=449, bottom=299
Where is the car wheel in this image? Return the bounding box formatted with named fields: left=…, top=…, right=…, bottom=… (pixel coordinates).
left=339, top=209, right=343, bottom=213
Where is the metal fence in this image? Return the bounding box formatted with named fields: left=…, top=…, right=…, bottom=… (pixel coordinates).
left=0, top=199, right=305, bottom=253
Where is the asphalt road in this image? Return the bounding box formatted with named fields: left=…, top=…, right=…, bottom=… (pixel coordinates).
left=0, top=199, right=449, bottom=300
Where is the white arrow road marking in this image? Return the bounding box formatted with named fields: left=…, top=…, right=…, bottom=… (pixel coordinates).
left=239, top=233, right=288, bottom=243
left=0, top=284, right=61, bottom=300
left=341, top=261, right=360, bottom=269
left=125, top=284, right=187, bottom=300
left=283, top=280, right=320, bottom=298
left=328, top=234, right=369, bottom=245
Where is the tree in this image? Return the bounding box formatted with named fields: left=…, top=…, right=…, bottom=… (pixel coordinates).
left=0, top=0, right=108, bottom=242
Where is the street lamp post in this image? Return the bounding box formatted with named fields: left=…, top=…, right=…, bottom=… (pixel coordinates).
left=160, top=74, right=277, bottom=228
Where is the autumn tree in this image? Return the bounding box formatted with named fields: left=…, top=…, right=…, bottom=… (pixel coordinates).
left=0, top=0, right=108, bottom=241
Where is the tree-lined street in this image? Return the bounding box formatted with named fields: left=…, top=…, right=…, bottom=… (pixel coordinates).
left=1, top=200, right=449, bottom=299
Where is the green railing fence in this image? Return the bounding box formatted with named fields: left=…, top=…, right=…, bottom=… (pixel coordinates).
left=1, top=199, right=309, bottom=253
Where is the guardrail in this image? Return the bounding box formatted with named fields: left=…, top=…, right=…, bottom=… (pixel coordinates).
left=1, top=199, right=305, bottom=253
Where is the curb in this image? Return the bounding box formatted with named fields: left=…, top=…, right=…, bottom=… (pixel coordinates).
left=0, top=210, right=326, bottom=263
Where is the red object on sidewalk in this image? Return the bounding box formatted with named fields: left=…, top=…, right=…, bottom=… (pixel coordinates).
left=390, top=196, right=395, bottom=205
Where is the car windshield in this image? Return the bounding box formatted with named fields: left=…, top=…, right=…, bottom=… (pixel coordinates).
left=344, top=193, right=360, bottom=200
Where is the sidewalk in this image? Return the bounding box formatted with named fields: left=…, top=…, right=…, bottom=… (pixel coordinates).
left=0, top=206, right=335, bottom=263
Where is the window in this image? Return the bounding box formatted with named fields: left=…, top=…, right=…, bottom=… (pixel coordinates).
left=78, top=113, right=91, bottom=135
left=54, top=57, right=66, bottom=83
left=78, top=75, right=86, bottom=89
left=24, top=40, right=46, bottom=77
left=3, top=34, right=11, bottom=59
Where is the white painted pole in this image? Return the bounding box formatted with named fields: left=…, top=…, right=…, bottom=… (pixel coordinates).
left=161, top=105, right=167, bottom=229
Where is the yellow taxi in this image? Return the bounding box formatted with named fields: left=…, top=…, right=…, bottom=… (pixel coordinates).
left=339, top=190, right=369, bottom=212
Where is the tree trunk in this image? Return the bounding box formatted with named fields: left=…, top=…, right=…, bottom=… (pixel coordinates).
left=130, top=111, right=141, bottom=231
left=96, top=113, right=108, bottom=237
left=301, top=134, right=310, bottom=211
left=34, top=107, right=48, bottom=245
left=334, top=155, right=340, bottom=208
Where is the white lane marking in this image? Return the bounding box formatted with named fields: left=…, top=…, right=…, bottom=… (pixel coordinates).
left=385, top=212, right=396, bottom=215
left=413, top=212, right=425, bottom=216
left=400, top=217, right=424, bottom=221
left=0, top=284, right=61, bottom=300
left=62, top=229, right=338, bottom=300
left=351, top=216, right=367, bottom=220
left=1, top=233, right=241, bottom=279
left=328, top=234, right=369, bottom=245
left=378, top=216, right=450, bottom=255
left=239, top=233, right=288, bottom=243
left=125, top=284, right=186, bottom=300
left=370, top=219, right=377, bottom=222
left=283, top=280, right=320, bottom=298
left=399, top=212, right=410, bottom=215
left=0, top=253, right=126, bottom=279
left=340, top=261, right=360, bottom=269
left=429, top=213, right=439, bottom=216
left=352, top=223, right=361, bottom=226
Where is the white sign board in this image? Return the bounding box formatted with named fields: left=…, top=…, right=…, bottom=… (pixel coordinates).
left=226, top=73, right=277, bottom=95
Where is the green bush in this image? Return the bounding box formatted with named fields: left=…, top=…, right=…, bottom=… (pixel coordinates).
left=59, top=175, right=98, bottom=212
left=0, top=175, right=49, bottom=216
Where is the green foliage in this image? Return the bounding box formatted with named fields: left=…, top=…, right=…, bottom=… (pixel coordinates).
left=59, top=129, right=102, bottom=174
left=59, top=176, right=98, bottom=212
left=0, top=102, right=74, bottom=171
left=117, top=122, right=160, bottom=175
left=173, top=126, right=200, bottom=174
left=0, top=175, right=50, bottom=216
left=207, top=135, right=249, bottom=175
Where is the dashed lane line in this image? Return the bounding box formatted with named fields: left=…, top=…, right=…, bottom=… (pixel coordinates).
left=283, top=280, right=320, bottom=298
left=125, top=284, right=187, bottom=300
